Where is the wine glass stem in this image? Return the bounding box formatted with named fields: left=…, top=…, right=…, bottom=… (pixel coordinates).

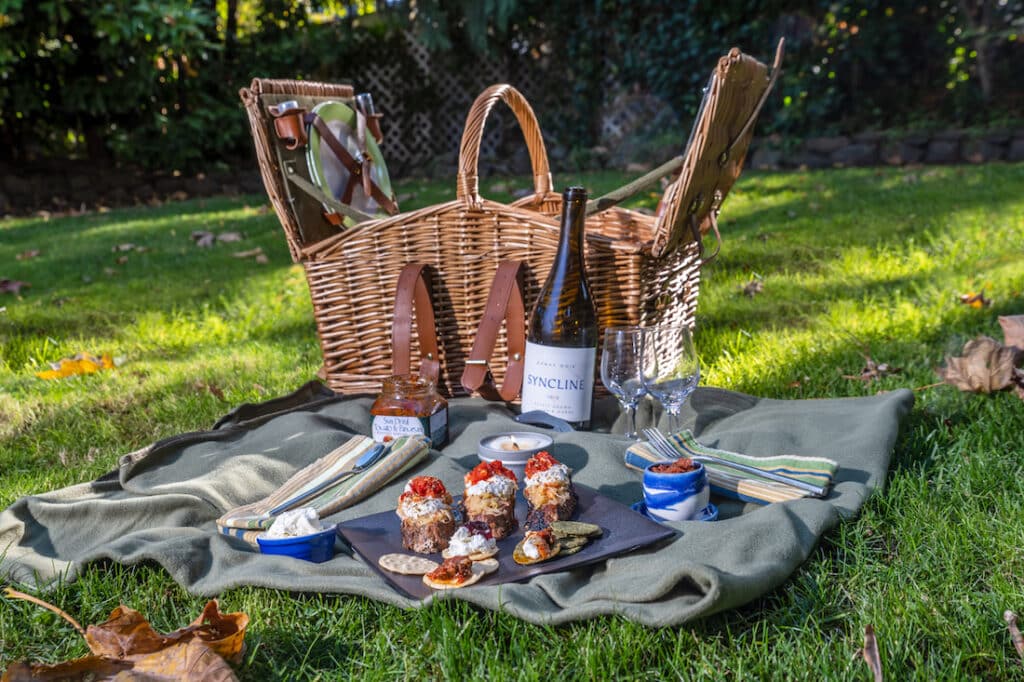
left=622, top=402, right=639, bottom=440
left=665, top=407, right=681, bottom=434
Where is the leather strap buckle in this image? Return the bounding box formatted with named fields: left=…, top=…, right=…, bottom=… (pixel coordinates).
left=461, top=260, right=527, bottom=401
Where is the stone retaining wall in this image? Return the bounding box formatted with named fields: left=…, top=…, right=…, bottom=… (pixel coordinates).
left=3, top=128, right=1023, bottom=216
left=0, top=160, right=265, bottom=217
left=749, top=129, right=1024, bottom=170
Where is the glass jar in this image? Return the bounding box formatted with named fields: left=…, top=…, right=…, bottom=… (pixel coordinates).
left=370, top=375, right=448, bottom=447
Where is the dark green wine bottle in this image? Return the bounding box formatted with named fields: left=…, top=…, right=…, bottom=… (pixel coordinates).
left=520, top=186, right=598, bottom=429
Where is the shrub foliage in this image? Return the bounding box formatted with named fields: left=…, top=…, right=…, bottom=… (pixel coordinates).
left=0, top=0, right=1020, bottom=171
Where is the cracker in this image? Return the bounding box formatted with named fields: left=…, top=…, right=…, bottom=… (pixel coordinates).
left=559, top=543, right=587, bottom=556
left=513, top=540, right=561, bottom=565
left=550, top=521, right=602, bottom=538
left=474, top=557, right=499, bottom=575
left=422, top=563, right=487, bottom=590
left=557, top=536, right=590, bottom=550
left=379, top=553, right=439, bottom=576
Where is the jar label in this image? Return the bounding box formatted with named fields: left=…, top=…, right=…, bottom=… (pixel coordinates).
left=372, top=408, right=448, bottom=447
left=520, top=342, right=596, bottom=423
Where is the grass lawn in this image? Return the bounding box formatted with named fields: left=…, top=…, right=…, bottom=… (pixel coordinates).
left=2, top=163, right=1023, bottom=679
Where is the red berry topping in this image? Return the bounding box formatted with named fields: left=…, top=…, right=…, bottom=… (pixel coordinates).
left=465, top=460, right=517, bottom=486
left=525, top=451, right=559, bottom=478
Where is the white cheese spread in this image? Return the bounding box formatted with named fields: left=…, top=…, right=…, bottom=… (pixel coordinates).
left=525, top=463, right=570, bottom=488
left=264, top=507, right=323, bottom=539
left=465, top=475, right=517, bottom=498
left=447, top=526, right=497, bottom=556
left=398, top=496, right=447, bottom=519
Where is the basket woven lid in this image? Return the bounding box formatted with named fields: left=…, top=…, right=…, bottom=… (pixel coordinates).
left=651, top=40, right=783, bottom=258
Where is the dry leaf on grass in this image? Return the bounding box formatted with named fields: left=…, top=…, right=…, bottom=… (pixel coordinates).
left=85, top=600, right=247, bottom=663
left=194, top=380, right=226, bottom=401
left=36, top=352, right=116, bottom=380
left=959, top=290, right=991, bottom=308
left=0, top=279, right=30, bottom=294
left=15, top=249, right=40, bottom=260
left=2, top=590, right=247, bottom=681
left=861, top=624, right=883, bottom=681
left=844, top=355, right=901, bottom=382
left=1006, top=610, right=1024, bottom=662
left=742, top=280, right=764, bottom=298
left=233, top=247, right=268, bottom=264
left=217, top=232, right=244, bottom=243
left=1000, top=315, right=1024, bottom=351
left=938, top=336, right=1022, bottom=394
left=191, top=230, right=216, bottom=248
left=112, top=243, right=137, bottom=252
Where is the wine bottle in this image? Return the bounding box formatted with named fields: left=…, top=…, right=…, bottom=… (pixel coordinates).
left=520, top=186, right=598, bottom=429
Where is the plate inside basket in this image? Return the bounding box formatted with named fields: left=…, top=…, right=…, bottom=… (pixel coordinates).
left=338, top=484, right=676, bottom=600
left=306, top=100, right=393, bottom=222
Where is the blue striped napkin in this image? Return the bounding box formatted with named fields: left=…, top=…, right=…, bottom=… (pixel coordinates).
left=625, top=431, right=837, bottom=505
left=217, top=434, right=430, bottom=545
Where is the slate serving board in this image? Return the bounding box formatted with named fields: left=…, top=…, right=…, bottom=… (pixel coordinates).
left=338, top=484, right=676, bottom=600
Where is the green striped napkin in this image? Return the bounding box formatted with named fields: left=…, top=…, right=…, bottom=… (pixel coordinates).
left=625, top=431, right=837, bottom=504
left=217, top=434, right=430, bottom=545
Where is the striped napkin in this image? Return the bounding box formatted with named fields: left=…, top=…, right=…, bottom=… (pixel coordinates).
left=625, top=431, right=837, bottom=505
left=218, top=434, right=430, bottom=545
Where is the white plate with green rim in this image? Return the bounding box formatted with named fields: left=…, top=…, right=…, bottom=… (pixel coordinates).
left=306, top=100, right=393, bottom=223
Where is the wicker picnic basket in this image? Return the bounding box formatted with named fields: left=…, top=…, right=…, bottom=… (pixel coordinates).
left=240, top=42, right=782, bottom=398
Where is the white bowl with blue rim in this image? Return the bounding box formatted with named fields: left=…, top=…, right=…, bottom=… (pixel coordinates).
left=641, top=460, right=711, bottom=523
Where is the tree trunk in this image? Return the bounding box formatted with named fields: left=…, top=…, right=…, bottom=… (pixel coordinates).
left=225, top=0, right=239, bottom=64
left=959, top=0, right=996, bottom=101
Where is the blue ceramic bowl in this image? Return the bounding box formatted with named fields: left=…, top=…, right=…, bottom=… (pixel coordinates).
left=256, top=524, right=338, bottom=563
left=642, top=461, right=710, bottom=523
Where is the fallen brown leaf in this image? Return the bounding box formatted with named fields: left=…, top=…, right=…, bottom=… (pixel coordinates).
left=217, top=232, right=243, bottom=243
left=938, top=336, right=1021, bottom=393
left=2, top=589, right=246, bottom=679
left=232, top=248, right=264, bottom=259
left=112, top=243, right=137, bottom=252
left=2, top=590, right=247, bottom=681
left=116, top=256, right=129, bottom=265
left=2, top=639, right=239, bottom=681
left=191, top=231, right=215, bottom=248
left=0, top=279, right=30, bottom=294
left=15, top=249, right=40, bottom=260
left=1007, top=610, right=1024, bottom=663
left=194, top=380, right=226, bottom=401
left=844, top=356, right=901, bottom=382
left=959, top=290, right=991, bottom=308
left=255, top=253, right=269, bottom=264
left=742, top=280, right=764, bottom=298
left=86, top=600, right=247, bottom=663
left=861, top=624, right=883, bottom=681
left=1000, top=315, right=1024, bottom=351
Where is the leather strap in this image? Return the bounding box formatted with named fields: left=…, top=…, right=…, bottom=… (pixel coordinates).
left=461, top=261, right=527, bottom=401
left=392, top=264, right=440, bottom=382
left=306, top=113, right=399, bottom=215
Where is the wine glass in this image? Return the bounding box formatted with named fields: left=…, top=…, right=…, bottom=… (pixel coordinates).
left=600, top=327, right=647, bottom=439
left=641, top=324, right=700, bottom=433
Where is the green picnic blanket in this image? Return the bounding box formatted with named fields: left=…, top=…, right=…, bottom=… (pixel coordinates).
left=0, top=382, right=913, bottom=626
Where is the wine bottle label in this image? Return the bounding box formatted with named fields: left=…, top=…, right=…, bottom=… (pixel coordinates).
left=520, top=342, right=596, bottom=423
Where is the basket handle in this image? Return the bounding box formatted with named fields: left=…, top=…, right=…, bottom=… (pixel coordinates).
left=456, top=84, right=553, bottom=207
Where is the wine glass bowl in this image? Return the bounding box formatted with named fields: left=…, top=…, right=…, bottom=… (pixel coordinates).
left=600, top=327, right=646, bottom=439
left=641, top=325, right=700, bottom=432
